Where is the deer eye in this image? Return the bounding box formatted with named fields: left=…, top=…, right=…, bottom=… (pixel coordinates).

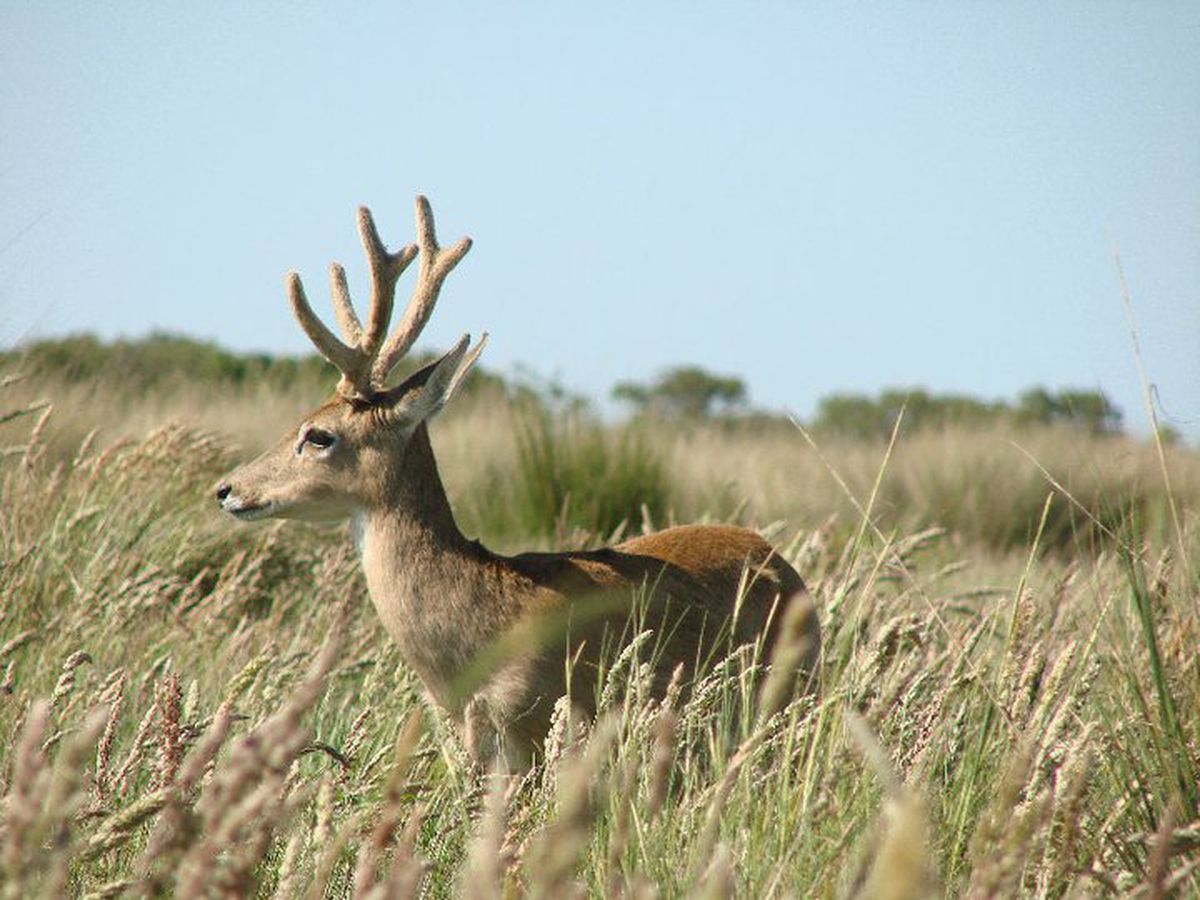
left=300, top=427, right=337, bottom=452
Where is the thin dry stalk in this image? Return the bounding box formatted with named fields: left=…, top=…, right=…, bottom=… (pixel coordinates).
left=273, top=831, right=307, bottom=899
left=689, top=842, right=736, bottom=900
left=691, top=722, right=775, bottom=880
left=20, top=403, right=53, bottom=468
left=759, top=594, right=819, bottom=722
left=606, top=754, right=640, bottom=897
left=156, top=673, right=183, bottom=787
left=79, top=789, right=172, bottom=862
left=134, top=703, right=235, bottom=885
left=0, top=630, right=35, bottom=661
left=352, top=708, right=425, bottom=897
left=371, top=807, right=430, bottom=900
left=93, top=671, right=127, bottom=802
left=48, top=650, right=92, bottom=709
left=1040, top=725, right=1095, bottom=890
left=1, top=700, right=51, bottom=895
left=306, top=813, right=363, bottom=900
left=313, top=775, right=336, bottom=849
left=113, top=703, right=158, bottom=797
left=35, top=706, right=108, bottom=897
left=462, top=766, right=516, bottom=900
left=963, top=737, right=1050, bottom=899
left=525, top=717, right=619, bottom=899
left=646, top=706, right=678, bottom=821
left=342, top=705, right=373, bottom=766
left=1144, top=807, right=1177, bottom=900
left=845, top=711, right=937, bottom=900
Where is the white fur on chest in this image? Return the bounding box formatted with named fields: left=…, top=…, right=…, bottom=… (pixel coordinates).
left=353, top=514, right=474, bottom=713
left=354, top=514, right=409, bottom=644
left=351, top=515, right=545, bottom=745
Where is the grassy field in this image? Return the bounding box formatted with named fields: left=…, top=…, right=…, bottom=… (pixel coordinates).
left=1, top=372, right=1198, bottom=897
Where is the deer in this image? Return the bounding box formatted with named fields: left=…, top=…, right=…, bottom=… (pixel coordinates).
left=215, top=195, right=820, bottom=769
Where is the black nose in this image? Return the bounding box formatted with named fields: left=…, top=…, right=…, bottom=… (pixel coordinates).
left=216, top=483, right=232, bottom=502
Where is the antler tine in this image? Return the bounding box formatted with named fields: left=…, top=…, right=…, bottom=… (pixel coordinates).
left=287, top=272, right=370, bottom=396
left=329, top=264, right=362, bottom=345
left=357, top=207, right=419, bottom=359
left=371, top=196, right=473, bottom=386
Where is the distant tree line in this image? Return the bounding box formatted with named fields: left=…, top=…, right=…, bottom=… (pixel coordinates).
left=613, top=365, right=1125, bottom=437
left=811, top=386, right=1123, bottom=438
left=0, top=333, right=507, bottom=399
left=2, top=335, right=1128, bottom=437
left=0, top=333, right=336, bottom=393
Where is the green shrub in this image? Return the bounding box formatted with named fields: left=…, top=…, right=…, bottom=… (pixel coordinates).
left=469, top=407, right=671, bottom=544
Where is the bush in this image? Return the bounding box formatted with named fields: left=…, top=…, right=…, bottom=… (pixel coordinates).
left=470, top=406, right=672, bottom=544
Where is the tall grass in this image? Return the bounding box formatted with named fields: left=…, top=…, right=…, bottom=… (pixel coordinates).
left=465, top=406, right=671, bottom=547
left=657, top=421, right=1199, bottom=555
left=1, top=376, right=1198, bottom=896
left=4, top=370, right=1196, bottom=555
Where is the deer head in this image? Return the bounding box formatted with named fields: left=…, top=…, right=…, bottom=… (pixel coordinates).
left=215, top=196, right=485, bottom=522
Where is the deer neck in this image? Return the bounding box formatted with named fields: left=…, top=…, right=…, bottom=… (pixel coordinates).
left=355, top=423, right=501, bottom=711
left=370, top=422, right=467, bottom=551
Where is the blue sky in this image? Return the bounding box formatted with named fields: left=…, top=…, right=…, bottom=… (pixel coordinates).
left=2, top=3, right=1197, bottom=436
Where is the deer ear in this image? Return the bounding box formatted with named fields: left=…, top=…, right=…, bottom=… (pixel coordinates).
left=385, top=333, right=487, bottom=425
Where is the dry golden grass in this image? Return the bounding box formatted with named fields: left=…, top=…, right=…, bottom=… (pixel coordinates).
left=8, top=369, right=1194, bottom=554
left=1, top=374, right=1198, bottom=897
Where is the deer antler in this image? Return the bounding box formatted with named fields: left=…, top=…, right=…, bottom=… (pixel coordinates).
left=286, top=196, right=472, bottom=401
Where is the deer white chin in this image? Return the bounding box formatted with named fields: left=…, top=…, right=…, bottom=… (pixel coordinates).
left=221, top=497, right=276, bottom=521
